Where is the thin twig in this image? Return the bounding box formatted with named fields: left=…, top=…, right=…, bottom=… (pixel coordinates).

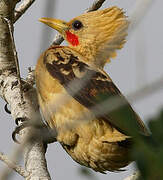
left=86, top=0, right=106, bottom=12
left=26, top=67, right=35, bottom=86
left=52, top=34, right=64, bottom=46
left=14, top=0, right=35, bottom=23
left=0, top=152, right=29, bottom=178
left=52, top=0, right=106, bottom=45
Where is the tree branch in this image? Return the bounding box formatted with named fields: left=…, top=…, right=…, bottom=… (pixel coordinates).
left=26, top=67, right=35, bottom=86
left=52, top=34, right=64, bottom=46
left=0, top=152, right=29, bottom=178
left=0, top=0, right=51, bottom=179
left=14, top=0, right=36, bottom=23
left=4, top=17, right=23, bottom=99
left=86, top=0, right=106, bottom=12
left=0, top=74, right=51, bottom=179
left=52, top=0, right=106, bottom=45
left=23, top=131, right=51, bottom=180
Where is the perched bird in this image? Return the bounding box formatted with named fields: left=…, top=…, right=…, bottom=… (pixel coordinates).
left=35, top=7, right=148, bottom=173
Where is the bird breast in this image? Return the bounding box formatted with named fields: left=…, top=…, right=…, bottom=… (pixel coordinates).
left=35, top=47, right=131, bottom=172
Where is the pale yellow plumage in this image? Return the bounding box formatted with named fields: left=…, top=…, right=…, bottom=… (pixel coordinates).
left=36, top=47, right=131, bottom=172
left=68, top=7, right=129, bottom=68
left=35, top=7, right=147, bottom=173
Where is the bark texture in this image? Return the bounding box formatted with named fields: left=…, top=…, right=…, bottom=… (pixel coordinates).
left=0, top=0, right=51, bottom=179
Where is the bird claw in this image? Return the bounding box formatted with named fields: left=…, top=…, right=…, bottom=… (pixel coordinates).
left=12, top=118, right=57, bottom=144
left=12, top=119, right=30, bottom=143
left=4, top=103, right=11, bottom=114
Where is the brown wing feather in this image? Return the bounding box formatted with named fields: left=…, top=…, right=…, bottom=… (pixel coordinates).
left=44, top=46, right=148, bottom=136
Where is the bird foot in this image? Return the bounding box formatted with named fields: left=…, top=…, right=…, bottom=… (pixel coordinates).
left=12, top=118, right=30, bottom=143
left=12, top=118, right=57, bottom=145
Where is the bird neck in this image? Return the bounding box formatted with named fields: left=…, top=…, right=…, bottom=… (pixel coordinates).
left=68, top=42, right=105, bottom=69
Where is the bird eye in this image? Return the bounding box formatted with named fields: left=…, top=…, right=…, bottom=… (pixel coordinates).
left=72, top=20, right=83, bottom=30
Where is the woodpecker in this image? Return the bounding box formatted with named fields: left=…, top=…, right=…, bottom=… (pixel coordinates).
left=35, top=7, right=148, bottom=173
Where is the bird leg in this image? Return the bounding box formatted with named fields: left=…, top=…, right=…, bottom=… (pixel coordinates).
left=12, top=118, right=29, bottom=143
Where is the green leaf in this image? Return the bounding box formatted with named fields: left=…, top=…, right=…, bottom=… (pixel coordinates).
left=132, top=110, right=163, bottom=180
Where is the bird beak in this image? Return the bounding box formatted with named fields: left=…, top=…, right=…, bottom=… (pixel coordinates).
left=39, top=18, right=69, bottom=34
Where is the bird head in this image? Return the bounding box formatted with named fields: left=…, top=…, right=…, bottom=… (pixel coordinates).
left=39, top=7, right=129, bottom=68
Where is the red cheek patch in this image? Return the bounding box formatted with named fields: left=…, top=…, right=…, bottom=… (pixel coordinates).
left=66, top=31, right=79, bottom=46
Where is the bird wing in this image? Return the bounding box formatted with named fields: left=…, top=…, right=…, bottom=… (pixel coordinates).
left=44, top=46, right=148, bottom=136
